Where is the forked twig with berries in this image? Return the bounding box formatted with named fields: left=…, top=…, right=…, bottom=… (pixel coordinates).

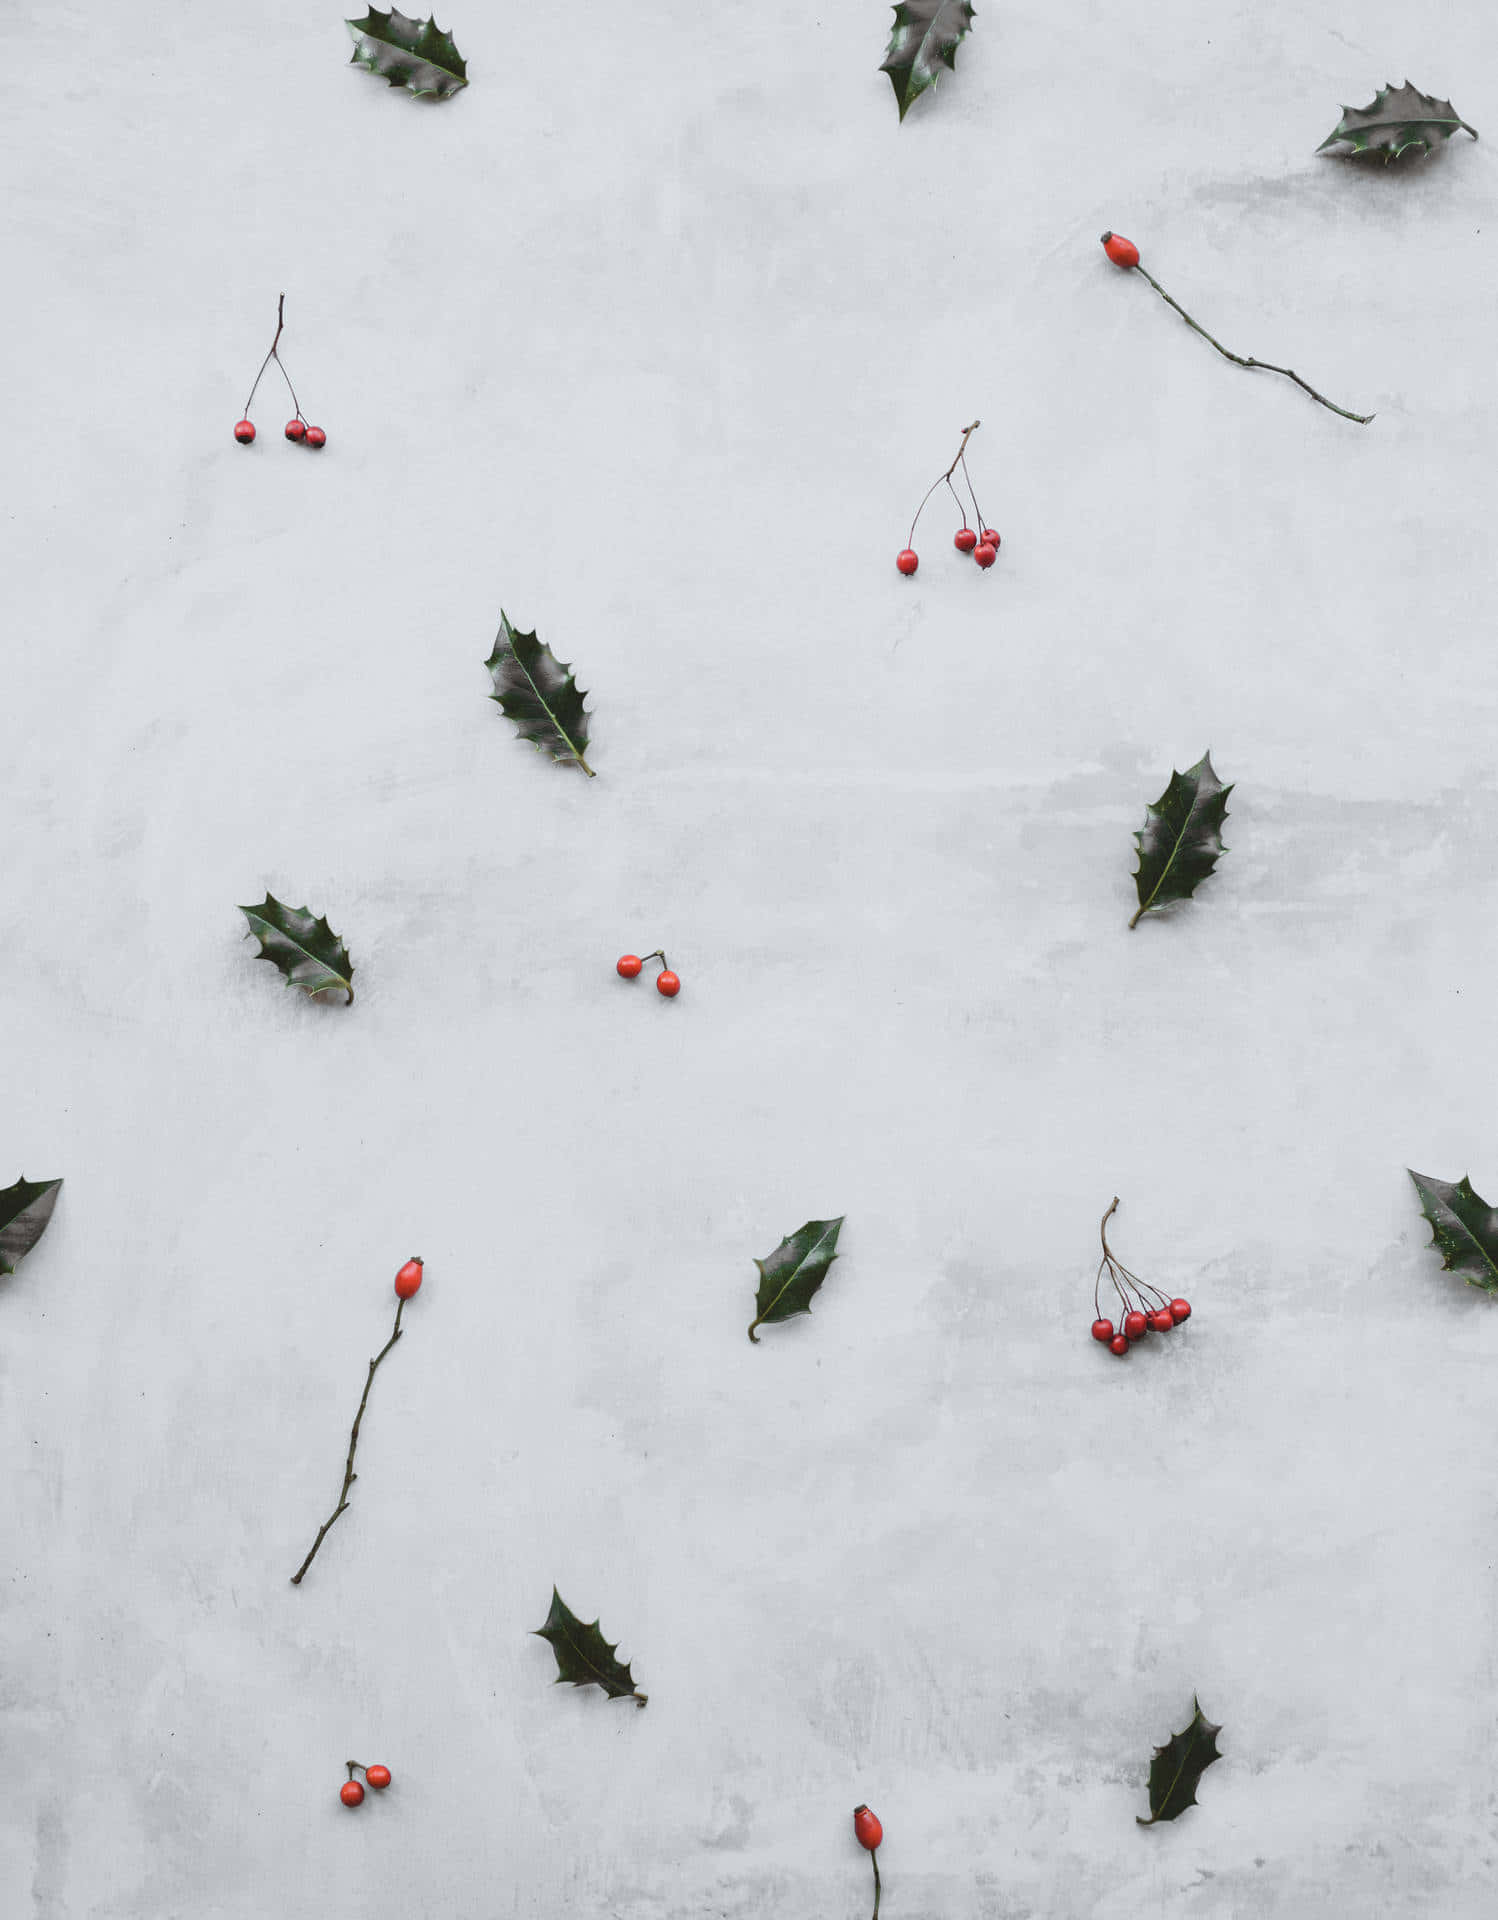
left=853, top=1805, right=883, bottom=1918
left=616, top=949, right=681, bottom=998
left=1099, top=232, right=1373, bottom=424
left=235, top=294, right=327, bottom=448
left=1089, top=1198, right=1192, bottom=1358
left=895, top=421, right=1001, bottom=576
left=290, top=1258, right=424, bottom=1584
left=339, top=1760, right=393, bottom=1807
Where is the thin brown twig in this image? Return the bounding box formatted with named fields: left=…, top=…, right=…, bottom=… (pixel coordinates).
left=1130, top=264, right=1373, bottom=424
left=290, top=1297, right=405, bottom=1585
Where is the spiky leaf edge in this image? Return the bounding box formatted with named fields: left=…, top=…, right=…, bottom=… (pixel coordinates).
left=484, top=611, right=596, bottom=777
left=879, top=1, right=976, bottom=124
left=1137, top=1694, right=1223, bottom=1827
left=1317, top=82, right=1477, bottom=160
left=532, top=1587, right=647, bottom=1707
left=345, top=8, right=469, bottom=98
left=1408, top=1168, right=1498, bottom=1295
left=747, top=1215, right=845, bottom=1342
left=0, top=1176, right=64, bottom=1278
left=237, top=895, right=355, bottom=1005
left=1129, top=751, right=1233, bottom=929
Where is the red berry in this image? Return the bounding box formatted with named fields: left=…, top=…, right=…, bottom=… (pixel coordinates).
left=1108, top=1333, right=1130, bottom=1356
left=1101, top=231, right=1140, bottom=269
left=1148, top=1309, right=1174, bottom=1333
left=285, top=419, right=306, bottom=442
left=304, top=425, right=326, bottom=449
left=853, top=1805, right=883, bottom=1851
left=364, top=1765, right=391, bottom=1790
left=340, top=1780, right=364, bottom=1808
left=234, top=419, right=255, bottom=444
left=1122, top=1310, right=1147, bottom=1339
left=954, top=528, right=978, bottom=553
left=981, top=530, right=1001, bottom=550
left=896, top=548, right=919, bottom=575
left=1169, top=1297, right=1192, bottom=1323
left=656, top=970, right=681, bottom=998
left=1090, top=1317, right=1114, bottom=1344
left=394, top=1257, right=423, bottom=1300
left=616, top=954, right=643, bottom=979
left=973, top=543, right=997, bottom=569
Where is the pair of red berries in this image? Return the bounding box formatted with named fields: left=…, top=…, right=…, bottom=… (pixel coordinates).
left=340, top=1761, right=392, bottom=1807
left=233, top=417, right=326, bottom=448
left=616, top=950, right=680, bottom=997
left=1091, top=1296, right=1191, bottom=1357
left=895, top=525, right=1001, bottom=575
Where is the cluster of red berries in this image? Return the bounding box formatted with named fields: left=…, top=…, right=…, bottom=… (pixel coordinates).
left=894, top=419, right=1000, bottom=576
left=1090, top=1197, right=1192, bottom=1358
left=616, top=950, right=680, bottom=998
left=339, top=1761, right=392, bottom=1808
left=234, top=294, right=326, bottom=450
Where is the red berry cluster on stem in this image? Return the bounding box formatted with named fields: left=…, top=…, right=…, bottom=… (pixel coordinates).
left=895, top=420, right=1000, bottom=577
left=234, top=294, right=326, bottom=450
left=616, top=950, right=680, bottom=998
left=1089, top=1197, right=1191, bottom=1358
left=340, top=1760, right=392, bottom=1807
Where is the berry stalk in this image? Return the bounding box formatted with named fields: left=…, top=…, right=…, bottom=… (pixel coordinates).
left=1100, top=233, right=1373, bottom=424
left=289, top=1259, right=423, bottom=1585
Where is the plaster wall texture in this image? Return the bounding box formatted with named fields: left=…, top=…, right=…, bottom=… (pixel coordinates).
left=4, top=1, right=1498, bottom=1915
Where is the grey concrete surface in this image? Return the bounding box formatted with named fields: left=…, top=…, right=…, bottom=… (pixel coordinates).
left=4, top=2, right=1498, bottom=1914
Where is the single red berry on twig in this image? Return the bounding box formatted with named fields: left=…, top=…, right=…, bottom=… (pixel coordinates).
left=1108, top=1333, right=1130, bottom=1356
left=896, top=548, right=919, bottom=575
left=616, top=954, right=643, bottom=978
left=656, top=970, right=681, bottom=998
left=980, top=529, right=1001, bottom=550
left=1148, top=1309, right=1174, bottom=1333
left=234, top=419, right=256, bottom=444
left=364, top=1765, right=391, bottom=1790
left=1090, top=1317, right=1114, bottom=1343
left=394, top=1257, right=423, bottom=1300
left=954, top=527, right=977, bottom=553
left=1170, top=1297, right=1192, bottom=1323
left=973, top=542, right=997, bottom=569
left=853, top=1804, right=882, bottom=1850
left=340, top=1780, right=364, bottom=1808
left=304, top=425, right=327, bottom=449
left=1122, top=1309, right=1148, bottom=1340
left=285, top=419, right=306, bottom=442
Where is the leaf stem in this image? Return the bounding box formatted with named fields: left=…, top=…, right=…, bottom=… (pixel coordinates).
left=290, top=1296, right=406, bottom=1586
left=1129, top=265, right=1373, bottom=423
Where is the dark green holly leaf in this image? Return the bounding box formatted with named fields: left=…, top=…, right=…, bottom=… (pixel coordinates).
left=346, top=8, right=468, bottom=98
left=0, top=1176, right=63, bottom=1279
left=880, top=1, right=975, bottom=122
left=532, top=1588, right=647, bottom=1707
left=1129, top=751, right=1233, bottom=929
left=238, top=894, right=355, bottom=1004
left=485, top=611, right=595, bottom=777
left=1318, top=82, right=1476, bottom=160
left=1408, top=1169, right=1498, bottom=1294
left=747, top=1216, right=845, bottom=1342
left=1137, top=1696, right=1222, bottom=1826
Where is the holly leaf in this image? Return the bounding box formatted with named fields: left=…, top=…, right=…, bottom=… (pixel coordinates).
left=346, top=9, right=468, bottom=98
left=485, top=611, right=595, bottom=777
left=880, top=1, right=975, bottom=122
left=532, top=1588, right=647, bottom=1707
left=1408, top=1170, right=1498, bottom=1294
left=747, top=1216, right=845, bottom=1342
left=1318, top=82, right=1476, bottom=160
left=1129, top=751, right=1233, bottom=929
left=1138, top=1696, right=1223, bottom=1826
left=238, top=894, right=355, bottom=1004
left=0, top=1176, right=63, bottom=1279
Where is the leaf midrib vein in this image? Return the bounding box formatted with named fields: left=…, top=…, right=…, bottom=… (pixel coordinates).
left=1138, top=779, right=1219, bottom=915
left=759, top=1222, right=839, bottom=1321
left=503, top=628, right=585, bottom=764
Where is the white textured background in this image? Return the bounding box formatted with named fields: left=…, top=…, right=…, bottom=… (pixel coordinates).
left=4, top=2, right=1498, bottom=1915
